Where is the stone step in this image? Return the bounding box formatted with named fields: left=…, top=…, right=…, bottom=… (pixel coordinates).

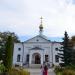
left=29, top=64, right=41, bottom=68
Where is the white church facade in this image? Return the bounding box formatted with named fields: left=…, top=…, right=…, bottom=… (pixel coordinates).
left=13, top=18, right=62, bottom=67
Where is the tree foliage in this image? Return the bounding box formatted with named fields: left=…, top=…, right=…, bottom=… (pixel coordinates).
left=4, top=35, right=13, bottom=71
left=0, top=31, right=20, bottom=63
left=70, top=36, right=75, bottom=46
left=70, top=36, right=75, bottom=65
left=59, top=31, right=72, bottom=66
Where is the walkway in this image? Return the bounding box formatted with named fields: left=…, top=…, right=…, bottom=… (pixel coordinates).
left=26, top=68, right=56, bottom=75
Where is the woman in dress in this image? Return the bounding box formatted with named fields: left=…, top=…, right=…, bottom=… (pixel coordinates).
left=44, top=65, right=48, bottom=75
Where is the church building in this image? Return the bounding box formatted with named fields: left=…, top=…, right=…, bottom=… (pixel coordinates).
left=13, top=18, right=62, bottom=67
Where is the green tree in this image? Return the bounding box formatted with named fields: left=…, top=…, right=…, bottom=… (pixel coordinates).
left=70, top=36, right=75, bottom=65
left=59, top=31, right=72, bottom=66
left=4, top=35, right=13, bottom=71
left=0, top=31, right=20, bottom=63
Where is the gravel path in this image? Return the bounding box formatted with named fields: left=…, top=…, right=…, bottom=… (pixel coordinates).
left=26, top=68, right=56, bottom=75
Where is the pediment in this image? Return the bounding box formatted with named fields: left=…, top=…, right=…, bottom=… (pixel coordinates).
left=29, top=47, right=44, bottom=50
left=25, top=35, right=50, bottom=43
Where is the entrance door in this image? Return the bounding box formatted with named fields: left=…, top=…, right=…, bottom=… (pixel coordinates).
left=35, top=54, right=40, bottom=64
left=32, top=53, right=41, bottom=64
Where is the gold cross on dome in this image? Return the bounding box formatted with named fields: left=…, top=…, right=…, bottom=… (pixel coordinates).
left=40, top=16, right=43, bottom=24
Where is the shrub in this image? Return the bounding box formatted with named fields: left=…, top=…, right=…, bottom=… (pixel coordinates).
left=0, top=64, right=5, bottom=73
left=8, top=68, right=30, bottom=75
left=57, top=72, right=62, bottom=75
left=59, top=63, right=65, bottom=67
left=55, top=65, right=75, bottom=75
left=66, top=65, right=75, bottom=70
left=52, top=64, right=54, bottom=67
left=54, top=66, right=63, bottom=73
left=62, top=69, right=75, bottom=75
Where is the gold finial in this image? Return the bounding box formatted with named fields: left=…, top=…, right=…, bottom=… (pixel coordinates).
left=39, top=16, right=43, bottom=30
left=39, top=16, right=43, bottom=35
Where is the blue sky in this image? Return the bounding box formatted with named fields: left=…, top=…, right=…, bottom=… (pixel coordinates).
left=19, top=36, right=63, bottom=42
left=0, top=0, right=75, bottom=41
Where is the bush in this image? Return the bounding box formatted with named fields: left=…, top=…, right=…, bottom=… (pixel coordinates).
left=59, top=63, right=65, bottom=67
left=57, top=72, right=62, bottom=75
left=55, top=65, right=75, bottom=75
left=8, top=68, right=30, bottom=75
left=66, top=65, right=75, bottom=70
left=62, top=69, right=75, bottom=75
left=0, top=64, right=5, bottom=73
left=54, top=66, right=63, bottom=73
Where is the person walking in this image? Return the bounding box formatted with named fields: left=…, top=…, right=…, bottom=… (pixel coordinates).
left=43, top=65, right=48, bottom=75
left=41, top=64, right=44, bottom=75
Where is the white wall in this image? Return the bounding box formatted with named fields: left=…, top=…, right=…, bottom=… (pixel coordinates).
left=52, top=42, right=61, bottom=65
left=23, top=42, right=52, bottom=64
left=13, top=37, right=62, bottom=66
left=13, top=43, right=23, bottom=66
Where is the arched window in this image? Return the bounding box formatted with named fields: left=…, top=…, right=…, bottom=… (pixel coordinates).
left=45, top=55, right=49, bottom=62
left=26, top=54, right=29, bottom=63
left=17, top=54, right=21, bottom=62
left=55, top=48, right=58, bottom=51
left=18, top=48, right=21, bottom=51
left=55, top=55, right=59, bottom=62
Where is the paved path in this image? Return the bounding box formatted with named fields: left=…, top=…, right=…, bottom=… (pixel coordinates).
left=26, top=68, right=56, bottom=75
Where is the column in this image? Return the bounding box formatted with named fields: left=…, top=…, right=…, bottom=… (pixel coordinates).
left=29, top=53, right=32, bottom=65
left=41, top=54, right=43, bottom=64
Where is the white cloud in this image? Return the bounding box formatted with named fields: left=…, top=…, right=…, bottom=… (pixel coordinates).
left=0, top=0, right=75, bottom=37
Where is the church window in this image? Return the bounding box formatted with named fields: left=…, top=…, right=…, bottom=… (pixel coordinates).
left=17, top=54, right=21, bottom=62
left=60, top=47, right=62, bottom=49
left=45, top=55, right=48, bottom=62
left=18, top=48, right=21, bottom=51
left=26, top=54, right=29, bottom=63
left=36, top=39, right=39, bottom=42
left=55, top=55, right=59, bottom=62
left=55, top=48, right=58, bottom=51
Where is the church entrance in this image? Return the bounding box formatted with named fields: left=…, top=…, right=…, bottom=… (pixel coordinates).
left=32, top=53, right=41, bottom=64
left=35, top=54, right=40, bottom=64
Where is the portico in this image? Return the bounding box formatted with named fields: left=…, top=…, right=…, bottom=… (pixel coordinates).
left=29, top=47, right=44, bottom=66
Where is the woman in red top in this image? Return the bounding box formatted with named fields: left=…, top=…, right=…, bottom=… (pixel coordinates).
left=44, top=65, right=48, bottom=75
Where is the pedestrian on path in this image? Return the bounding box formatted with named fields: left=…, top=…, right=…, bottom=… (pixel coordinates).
left=43, top=65, right=48, bottom=75
left=41, top=64, right=44, bottom=75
